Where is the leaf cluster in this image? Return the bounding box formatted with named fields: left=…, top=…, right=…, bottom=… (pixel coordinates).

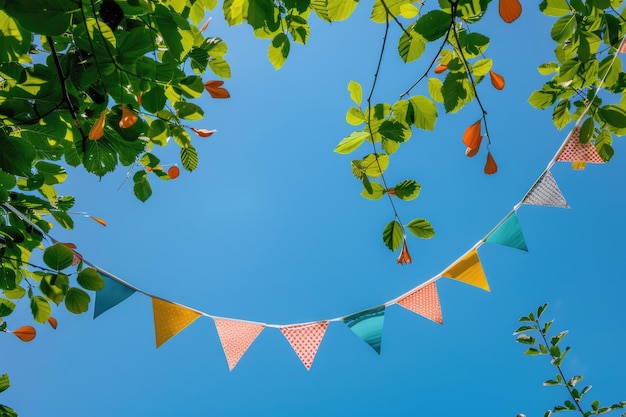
left=529, top=0, right=626, bottom=162
left=515, top=303, right=626, bottom=417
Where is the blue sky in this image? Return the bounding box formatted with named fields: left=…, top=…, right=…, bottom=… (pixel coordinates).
left=4, top=3, right=626, bottom=416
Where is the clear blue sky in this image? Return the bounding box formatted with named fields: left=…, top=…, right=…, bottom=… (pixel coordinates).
left=4, top=3, right=626, bottom=416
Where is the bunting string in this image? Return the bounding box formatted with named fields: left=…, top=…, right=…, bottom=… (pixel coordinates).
left=3, top=32, right=624, bottom=371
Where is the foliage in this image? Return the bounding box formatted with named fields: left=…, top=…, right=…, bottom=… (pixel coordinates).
left=528, top=0, right=626, bottom=163
left=0, top=0, right=229, bottom=327
left=515, top=303, right=626, bottom=417
left=0, top=0, right=625, bottom=412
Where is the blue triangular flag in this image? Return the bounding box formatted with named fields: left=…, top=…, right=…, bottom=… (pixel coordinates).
left=486, top=211, right=528, bottom=251
left=94, top=276, right=135, bottom=318
left=343, top=306, right=385, bottom=354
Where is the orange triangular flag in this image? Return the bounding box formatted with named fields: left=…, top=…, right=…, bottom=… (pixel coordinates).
left=557, top=127, right=604, bottom=164
left=442, top=250, right=490, bottom=291
left=280, top=321, right=329, bottom=370
left=152, top=298, right=201, bottom=348
left=213, top=318, right=265, bottom=371
left=396, top=282, right=443, bottom=324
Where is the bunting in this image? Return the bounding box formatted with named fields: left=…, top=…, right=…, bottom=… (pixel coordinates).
left=442, top=250, right=490, bottom=291
left=1, top=103, right=613, bottom=369
left=396, top=282, right=443, bottom=324
left=522, top=171, right=569, bottom=208
left=152, top=298, right=201, bottom=348
left=485, top=211, right=528, bottom=251
left=280, top=322, right=328, bottom=370
left=343, top=306, right=385, bottom=354
left=94, top=276, right=136, bottom=318
left=214, top=318, right=265, bottom=371
left=557, top=127, right=604, bottom=164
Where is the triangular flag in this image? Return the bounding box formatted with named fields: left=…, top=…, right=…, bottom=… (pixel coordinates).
left=557, top=127, right=604, bottom=164
left=485, top=211, right=528, bottom=251
left=396, top=282, right=443, bottom=324
left=94, top=276, right=135, bottom=318
left=152, top=298, right=201, bottom=348
left=522, top=171, right=569, bottom=208
left=442, top=250, right=490, bottom=291
left=214, top=318, right=265, bottom=371
left=343, top=306, right=385, bottom=354
left=280, top=321, right=329, bottom=370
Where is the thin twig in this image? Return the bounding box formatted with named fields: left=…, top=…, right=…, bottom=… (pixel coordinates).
left=365, top=13, right=402, bottom=224
left=379, top=0, right=413, bottom=40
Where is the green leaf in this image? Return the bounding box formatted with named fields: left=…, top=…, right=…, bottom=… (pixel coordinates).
left=77, top=268, right=104, bottom=291
left=2, top=0, right=72, bottom=36
left=539, top=0, right=572, bottom=16
left=407, top=218, right=434, bottom=239
left=414, top=10, right=451, bottom=41
left=133, top=170, right=152, bottom=202
left=0, top=298, right=15, bottom=317
left=50, top=210, right=74, bottom=230
left=142, top=85, right=167, bottom=113
left=544, top=379, right=561, bottom=386
left=398, top=29, right=426, bottom=63
left=513, top=325, right=536, bottom=334
left=579, top=117, right=594, bottom=144
left=378, top=120, right=409, bottom=142
left=174, top=101, right=204, bottom=120
left=516, top=334, right=535, bottom=345
left=551, top=15, right=575, bottom=43
left=43, top=242, right=74, bottom=270
left=334, top=131, right=370, bottom=154
left=538, top=62, right=559, bottom=75
left=472, top=58, right=492, bottom=77
left=568, top=375, right=582, bottom=387
left=0, top=373, right=9, bottom=394
left=442, top=73, right=467, bottom=114
left=327, top=0, right=359, bottom=21
left=148, top=119, right=169, bottom=146
left=181, top=145, right=199, bottom=172
left=176, top=76, right=205, bottom=99
left=409, top=96, right=437, bottom=130
left=524, top=348, right=540, bottom=355
left=40, top=273, right=67, bottom=305
left=64, top=287, right=91, bottom=314
left=428, top=78, right=444, bottom=103
left=268, top=33, right=290, bottom=70
left=361, top=153, right=389, bottom=177
left=361, top=182, right=385, bottom=200
left=382, top=220, right=403, bottom=251
left=3, top=286, right=25, bottom=300
left=537, top=302, right=548, bottom=318
left=0, top=134, right=36, bottom=177
left=208, top=58, right=231, bottom=78
left=529, top=90, right=557, bottom=109
left=598, top=105, right=626, bottom=132
left=0, top=268, right=16, bottom=291
left=346, top=107, right=365, bottom=125
left=595, top=129, right=613, bottom=162
left=393, top=179, right=421, bottom=201
left=552, top=99, right=571, bottom=130
left=348, top=80, right=362, bottom=106
left=30, top=295, right=51, bottom=323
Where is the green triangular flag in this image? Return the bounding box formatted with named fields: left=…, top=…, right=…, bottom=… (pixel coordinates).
left=343, top=306, right=385, bottom=354
left=486, top=211, right=528, bottom=251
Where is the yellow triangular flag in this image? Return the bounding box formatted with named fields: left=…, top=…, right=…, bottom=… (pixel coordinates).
left=442, top=250, right=490, bottom=291
left=152, top=298, right=201, bottom=348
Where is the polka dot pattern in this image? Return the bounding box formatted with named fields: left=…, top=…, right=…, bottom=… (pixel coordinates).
left=557, top=127, right=604, bottom=164
left=213, top=318, right=265, bottom=371
left=397, top=282, right=443, bottom=324
left=280, top=322, right=328, bottom=370
left=152, top=298, right=201, bottom=348
left=522, top=171, right=569, bottom=208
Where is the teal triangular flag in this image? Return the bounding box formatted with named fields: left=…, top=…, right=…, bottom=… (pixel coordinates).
left=486, top=211, right=528, bottom=251
left=343, top=306, right=385, bottom=354
left=94, top=276, right=135, bottom=318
